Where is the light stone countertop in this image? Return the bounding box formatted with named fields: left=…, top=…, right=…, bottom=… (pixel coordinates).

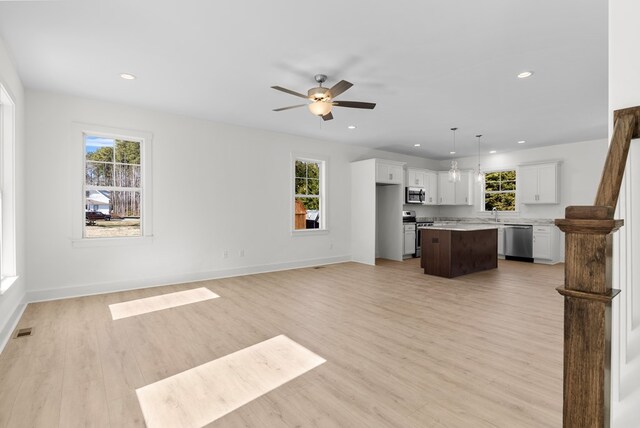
left=420, top=224, right=500, bottom=231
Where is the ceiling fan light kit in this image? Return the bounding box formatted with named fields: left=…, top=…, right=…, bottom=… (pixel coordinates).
left=308, top=101, right=332, bottom=116
left=271, top=74, right=376, bottom=121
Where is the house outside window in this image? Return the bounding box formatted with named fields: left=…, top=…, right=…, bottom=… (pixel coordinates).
left=84, top=135, right=143, bottom=238
left=293, top=157, right=326, bottom=231
left=483, top=170, right=516, bottom=211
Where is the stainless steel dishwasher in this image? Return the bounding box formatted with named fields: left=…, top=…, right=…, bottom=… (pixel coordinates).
left=504, top=224, right=533, bottom=262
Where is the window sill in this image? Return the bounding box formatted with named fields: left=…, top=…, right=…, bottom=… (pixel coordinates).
left=291, top=229, right=329, bottom=237
left=0, top=275, right=19, bottom=295
left=72, top=235, right=154, bottom=248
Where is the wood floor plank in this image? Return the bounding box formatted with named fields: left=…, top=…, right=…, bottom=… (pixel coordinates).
left=0, top=259, right=564, bottom=427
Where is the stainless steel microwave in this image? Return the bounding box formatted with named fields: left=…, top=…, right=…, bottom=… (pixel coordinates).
left=406, top=187, right=425, bottom=204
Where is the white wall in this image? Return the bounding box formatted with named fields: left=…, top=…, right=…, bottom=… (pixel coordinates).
left=610, top=0, right=640, bottom=426
left=0, top=38, right=26, bottom=350
left=435, top=139, right=608, bottom=220
left=24, top=90, right=433, bottom=300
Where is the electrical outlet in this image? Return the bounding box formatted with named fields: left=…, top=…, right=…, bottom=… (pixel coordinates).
left=239, top=249, right=245, bottom=257
left=329, top=242, right=333, bottom=250
left=223, top=250, right=229, bottom=259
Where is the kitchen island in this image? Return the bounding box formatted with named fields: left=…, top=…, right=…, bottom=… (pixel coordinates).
left=420, top=225, right=498, bottom=278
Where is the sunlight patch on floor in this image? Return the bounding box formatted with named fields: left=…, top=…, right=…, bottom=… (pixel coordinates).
left=135, top=335, right=326, bottom=428
left=109, top=287, right=220, bottom=320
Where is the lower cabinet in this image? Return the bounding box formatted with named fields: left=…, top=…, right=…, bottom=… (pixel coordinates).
left=533, top=225, right=560, bottom=263
left=497, top=227, right=504, bottom=257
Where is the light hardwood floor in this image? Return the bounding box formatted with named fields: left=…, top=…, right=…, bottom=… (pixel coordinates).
left=0, top=259, right=564, bottom=427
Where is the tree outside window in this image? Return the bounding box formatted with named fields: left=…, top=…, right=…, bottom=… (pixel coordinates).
left=484, top=170, right=516, bottom=211
left=294, top=159, right=323, bottom=230
left=84, top=135, right=143, bottom=238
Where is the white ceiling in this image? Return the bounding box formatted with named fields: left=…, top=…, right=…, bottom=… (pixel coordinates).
left=0, top=0, right=607, bottom=159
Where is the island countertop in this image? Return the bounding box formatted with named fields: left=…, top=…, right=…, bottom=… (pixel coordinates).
left=419, top=224, right=500, bottom=231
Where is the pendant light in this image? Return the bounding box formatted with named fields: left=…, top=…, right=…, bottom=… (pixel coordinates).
left=474, top=134, right=484, bottom=183
left=448, top=127, right=461, bottom=182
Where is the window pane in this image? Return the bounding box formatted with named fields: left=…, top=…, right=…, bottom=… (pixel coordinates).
left=307, top=162, right=319, bottom=179
left=295, top=178, right=307, bottom=195
left=295, top=160, right=306, bottom=178
left=294, top=197, right=320, bottom=230
left=85, top=136, right=114, bottom=161
left=485, top=193, right=516, bottom=211
left=114, top=164, right=141, bottom=188
left=485, top=172, right=500, bottom=182
left=307, top=178, right=319, bottom=195
left=501, top=170, right=516, bottom=181
left=115, top=140, right=141, bottom=165
left=502, top=181, right=516, bottom=191
left=86, top=162, right=113, bottom=186
left=485, top=181, right=500, bottom=191
left=85, top=190, right=141, bottom=238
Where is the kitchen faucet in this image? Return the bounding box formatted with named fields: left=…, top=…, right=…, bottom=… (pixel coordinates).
left=492, top=207, right=498, bottom=223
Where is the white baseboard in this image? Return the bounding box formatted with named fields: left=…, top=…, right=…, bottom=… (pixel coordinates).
left=26, top=255, right=351, bottom=303
left=0, top=299, right=27, bottom=354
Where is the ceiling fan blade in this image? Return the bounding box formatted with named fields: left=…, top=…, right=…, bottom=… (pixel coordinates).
left=273, top=104, right=307, bottom=112
left=333, top=101, right=376, bottom=109
left=329, top=80, right=353, bottom=98
left=271, top=86, right=309, bottom=99
left=322, top=112, right=334, bottom=121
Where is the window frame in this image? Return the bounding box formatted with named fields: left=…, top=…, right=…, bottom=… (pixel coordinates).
left=481, top=168, right=518, bottom=213
left=291, top=153, right=328, bottom=235
left=71, top=123, right=153, bottom=247
left=0, top=83, right=17, bottom=294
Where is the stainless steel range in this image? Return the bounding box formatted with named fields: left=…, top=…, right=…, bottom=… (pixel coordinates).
left=402, top=211, right=417, bottom=257
left=415, top=220, right=434, bottom=257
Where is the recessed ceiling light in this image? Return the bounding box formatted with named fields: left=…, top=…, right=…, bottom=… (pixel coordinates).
left=517, top=71, right=533, bottom=79
left=450, top=151, right=456, bottom=155
left=517, top=140, right=526, bottom=144
left=489, top=150, right=497, bottom=154
left=414, top=144, right=421, bottom=147
left=347, top=125, right=356, bottom=129
left=120, top=73, right=136, bottom=80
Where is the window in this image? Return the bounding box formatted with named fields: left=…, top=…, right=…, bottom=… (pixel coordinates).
left=483, top=170, right=516, bottom=211
left=82, top=132, right=148, bottom=239
left=293, top=157, right=326, bottom=231
left=0, top=84, right=17, bottom=293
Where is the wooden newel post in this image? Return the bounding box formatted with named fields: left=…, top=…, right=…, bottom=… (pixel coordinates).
left=555, top=207, right=622, bottom=427
left=554, top=106, right=639, bottom=428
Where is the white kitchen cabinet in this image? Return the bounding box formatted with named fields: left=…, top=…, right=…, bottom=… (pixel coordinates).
left=437, top=170, right=472, bottom=205
left=533, top=225, right=560, bottom=263
left=520, top=162, right=559, bottom=204
left=403, top=224, right=416, bottom=256
left=497, top=227, right=504, bottom=257
left=406, top=168, right=425, bottom=187
left=438, top=172, right=456, bottom=205
left=454, top=171, right=472, bottom=205
left=424, top=171, right=438, bottom=205
left=376, top=161, right=404, bottom=184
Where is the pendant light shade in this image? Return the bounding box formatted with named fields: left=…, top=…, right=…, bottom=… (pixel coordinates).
left=475, top=134, right=484, bottom=183
left=448, top=127, right=461, bottom=183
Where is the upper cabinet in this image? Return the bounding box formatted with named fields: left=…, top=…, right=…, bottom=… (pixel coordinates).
left=455, top=171, right=472, bottom=205
left=519, top=162, right=559, bottom=204
left=437, top=172, right=456, bottom=205
left=376, top=160, right=404, bottom=184
left=437, top=170, right=472, bottom=205
left=406, top=168, right=426, bottom=187
left=424, top=171, right=438, bottom=205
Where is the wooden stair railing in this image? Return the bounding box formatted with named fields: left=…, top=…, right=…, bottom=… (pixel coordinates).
left=555, top=106, right=640, bottom=428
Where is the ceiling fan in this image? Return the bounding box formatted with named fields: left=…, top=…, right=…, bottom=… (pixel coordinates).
left=271, top=74, right=376, bottom=121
